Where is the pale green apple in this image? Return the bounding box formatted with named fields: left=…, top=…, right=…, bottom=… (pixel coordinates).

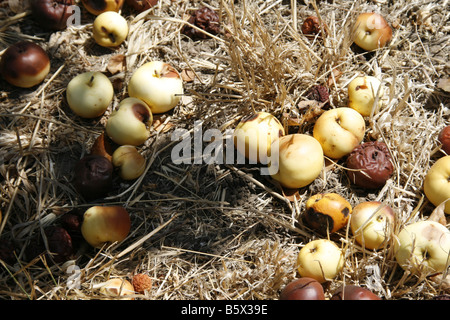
left=93, top=11, right=128, bottom=47
left=128, top=61, right=183, bottom=114
left=106, top=97, right=153, bottom=146
left=350, top=201, right=395, bottom=250
left=348, top=76, right=383, bottom=117
left=66, top=71, right=114, bottom=118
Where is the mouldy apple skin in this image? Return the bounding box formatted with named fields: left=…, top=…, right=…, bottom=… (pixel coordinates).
left=304, top=193, right=352, bottom=234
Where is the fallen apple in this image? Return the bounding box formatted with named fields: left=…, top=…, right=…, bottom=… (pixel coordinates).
left=81, top=0, right=124, bottom=15
left=106, top=97, right=153, bottom=146
left=279, top=277, right=325, bottom=300
left=112, top=145, right=146, bottom=180
left=304, top=193, right=352, bottom=234
left=0, top=41, right=50, bottom=88
left=423, top=155, right=450, bottom=215
left=81, top=206, right=131, bottom=248
left=66, top=71, right=114, bottom=118
left=352, top=12, right=392, bottom=51
left=269, top=134, right=324, bottom=189
left=128, top=61, right=183, bottom=114
left=350, top=201, right=395, bottom=250
left=347, top=75, right=383, bottom=117
left=297, top=239, right=344, bottom=283
left=313, top=107, right=365, bottom=159
left=232, top=111, right=284, bottom=165
left=93, top=11, right=129, bottom=47
left=394, top=220, right=450, bottom=275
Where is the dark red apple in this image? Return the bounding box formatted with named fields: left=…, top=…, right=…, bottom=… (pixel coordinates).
left=30, top=0, right=75, bottom=30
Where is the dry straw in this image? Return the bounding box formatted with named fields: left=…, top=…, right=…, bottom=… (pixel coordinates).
left=0, top=0, right=449, bottom=300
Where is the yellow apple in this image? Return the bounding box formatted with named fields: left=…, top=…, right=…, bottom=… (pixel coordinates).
left=424, top=155, right=450, bottom=215
left=112, top=145, right=146, bottom=180
left=128, top=61, right=184, bottom=114
left=313, top=107, right=365, bottom=159
left=233, top=111, right=284, bottom=164
left=81, top=206, right=131, bottom=248
left=394, top=220, right=450, bottom=275
left=269, top=134, right=324, bottom=189
left=352, top=12, right=392, bottom=51
left=350, top=201, right=395, bottom=250
left=297, top=239, right=344, bottom=283
left=348, top=76, right=383, bottom=117
left=93, top=11, right=128, bottom=47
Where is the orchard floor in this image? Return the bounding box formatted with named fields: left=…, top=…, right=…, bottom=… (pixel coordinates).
left=0, top=0, right=449, bottom=300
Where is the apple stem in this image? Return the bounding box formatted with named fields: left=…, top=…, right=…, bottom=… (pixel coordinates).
left=88, top=75, right=95, bottom=87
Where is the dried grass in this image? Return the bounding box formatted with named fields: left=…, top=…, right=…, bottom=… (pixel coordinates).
left=0, top=0, right=449, bottom=300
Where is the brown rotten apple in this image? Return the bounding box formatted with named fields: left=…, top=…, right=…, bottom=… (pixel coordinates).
left=331, top=285, right=381, bottom=300
left=126, top=0, right=158, bottom=13
left=280, top=277, right=325, bottom=300
left=73, top=155, right=113, bottom=200
left=438, top=125, right=450, bottom=154
left=30, top=0, right=75, bottom=30
left=0, top=41, right=50, bottom=88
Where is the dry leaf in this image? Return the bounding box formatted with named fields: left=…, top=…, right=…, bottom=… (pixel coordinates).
left=437, top=78, right=450, bottom=93
left=153, top=114, right=175, bottom=133
left=428, top=198, right=449, bottom=225
left=429, top=273, right=450, bottom=291
left=107, top=54, right=126, bottom=75
left=181, top=69, right=196, bottom=82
